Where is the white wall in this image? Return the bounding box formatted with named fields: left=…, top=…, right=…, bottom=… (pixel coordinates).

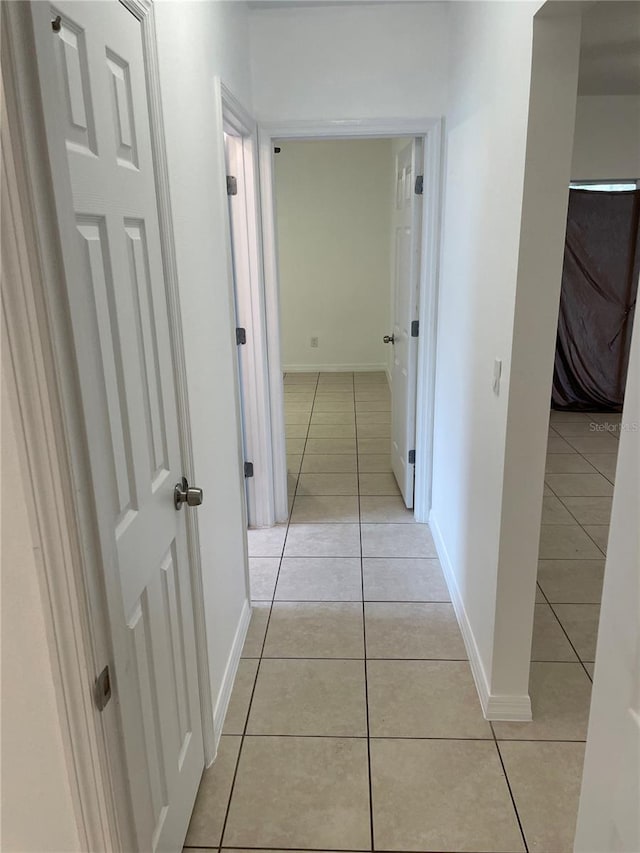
left=249, top=2, right=449, bottom=121
left=574, top=316, right=640, bottom=852
left=1, top=381, right=83, bottom=853
left=493, top=9, right=582, bottom=702
left=572, top=95, right=640, bottom=180
left=275, top=139, right=393, bottom=371
left=154, top=1, right=252, bottom=743
left=430, top=1, right=540, bottom=710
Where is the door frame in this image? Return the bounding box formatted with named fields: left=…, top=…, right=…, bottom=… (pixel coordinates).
left=2, top=1, right=215, bottom=848
left=258, top=118, right=443, bottom=522
left=217, top=80, right=276, bottom=528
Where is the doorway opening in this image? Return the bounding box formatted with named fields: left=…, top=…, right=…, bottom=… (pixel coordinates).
left=256, top=119, right=443, bottom=539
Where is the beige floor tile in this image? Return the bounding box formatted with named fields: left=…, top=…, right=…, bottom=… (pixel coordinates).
left=284, top=402, right=313, bottom=413
left=355, top=393, right=390, bottom=404
left=359, top=472, right=401, bottom=496
left=297, top=472, right=359, bottom=496
left=357, top=453, right=392, bottom=472
left=546, top=433, right=576, bottom=453
left=365, top=602, right=466, bottom=659
left=538, top=524, right=603, bottom=559
left=582, top=452, right=617, bottom=481
left=275, top=557, right=362, bottom=601
left=498, top=741, right=585, bottom=853
left=312, top=400, right=355, bottom=413
left=284, top=373, right=318, bottom=383
left=537, top=559, right=605, bottom=604
left=554, top=604, right=600, bottom=661
left=583, top=524, right=609, bottom=553
left=249, top=557, right=280, bottom=601
left=247, top=525, right=287, bottom=557
left=263, top=602, right=364, bottom=658
left=584, top=661, right=595, bottom=677
left=291, top=495, right=359, bottom=524
left=368, top=660, right=490, bottom=738
left=560, top=496, right=612, bottom=525
left=536, top=584, right=545, bottom=602
left=356, top=410, right=391, bottom=424
left=286, top=423, right=309, bottom=439
left=310, top=411, right=355, bottom=425
left=357, top=437, right=391, bottom=454
left=361, top=523, right=437, bottom=558
left=363, top=557, right=449, bottom=602
left=493, top=662, right=591, bottom=741
left=300, top=453, right=357, bottom=473
left=541, top=495, right=575, bottom=524
left=287, top=453, right=302, bottom=474
left=222, top=660, right=259, bottom=735
left=284, top=523, right=361, bottom=557
left=247, top=659, right=367, bottom=736
left=545, top=453, right=597, bottom=473
left=370, top=739, right=525, bottom=852
left=242, top=603, right=271, bottom=658
left=357, top=422, right=391, bottom=438
left=305, top=437, right=357, bottom=454
left=552, top=419, right=601, bottom=437
left=185, top=736, right=241, bottom=848
left=565, top=433, right=619, bottom=454
left=531, top=603, right=578, bottom=661
left=308, top=423, right=357, bottom=438
left=360, top=496, right=414, bottom=523
left=285, top=412, right=312, bottom=425
left=544, top=472, right=614, bottom=496
left=356, top=400, right=391, bottom=412
left=590, top=412, right=622, bottom=425
left=223, top=736, right=371, bottom=850
left=286, top=437, right=306, bottom=454
left=313, top=392, right=354, bottom=402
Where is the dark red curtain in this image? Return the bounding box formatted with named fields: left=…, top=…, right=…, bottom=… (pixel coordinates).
left=552, top=188, right=640, bottom=412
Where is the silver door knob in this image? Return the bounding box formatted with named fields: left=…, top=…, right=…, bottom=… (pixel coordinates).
left=174, top=477, right=204, bottom=510
left=383, top=334, right=395, bottom=344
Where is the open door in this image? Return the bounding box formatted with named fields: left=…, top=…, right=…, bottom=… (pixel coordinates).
left=32, top=2, right=204, bottom=849
left=388, top=138, right=423, bottom=508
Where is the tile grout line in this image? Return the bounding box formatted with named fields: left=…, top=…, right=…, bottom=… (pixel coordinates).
left=217, top=373, right=321, bottom=852
left=354, top=373, right=376, bottom=853
left=536, top=584, right=595, bottom=683
left=489, top=722, right=530, bottom=853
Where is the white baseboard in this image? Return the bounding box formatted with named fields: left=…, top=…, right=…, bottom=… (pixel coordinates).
left=211, top=598, right=252, bottom=761
left=429, top=512, right=532, bottom=722
left=283, top=363, right=388, bottom=373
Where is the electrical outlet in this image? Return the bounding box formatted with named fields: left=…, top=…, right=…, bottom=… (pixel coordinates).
left=310, top=336, right=319, bottom=348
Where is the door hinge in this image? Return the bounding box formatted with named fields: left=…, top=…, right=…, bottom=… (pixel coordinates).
left=227, top=175, right=238, bottom=196
left=94, top=665, right=112, bottom=712
left=244, top=461, right=254, bottom=478
left=411, top=320, right=419, bottom=338
left=236, top=327, right=246, bottom=345
left=415, top=175, right=424, bottom=195
left=408, top=449, right=416, bottom=464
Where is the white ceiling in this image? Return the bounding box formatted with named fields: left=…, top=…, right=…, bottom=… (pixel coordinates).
left=578, top=1, right=640, bottom=94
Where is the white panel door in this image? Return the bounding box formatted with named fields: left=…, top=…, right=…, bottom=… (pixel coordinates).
left=33, top=2, right=204, bottom=850
left=389, top=139, right=423, bottom=508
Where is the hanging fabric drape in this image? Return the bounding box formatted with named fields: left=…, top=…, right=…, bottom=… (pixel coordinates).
left=552, top=188, right=640, bottom=411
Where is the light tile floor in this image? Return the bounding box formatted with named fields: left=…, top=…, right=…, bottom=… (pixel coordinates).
left=185, top=377, right=618, bottom=853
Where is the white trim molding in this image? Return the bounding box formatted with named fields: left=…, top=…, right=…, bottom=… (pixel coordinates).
left=218, top=79, right=276, bottom=529
left=430, top=512, right=533, bottom=722
left=258, top=117, right=443, bottom=524
left=212, top=600, right=252, bottom=751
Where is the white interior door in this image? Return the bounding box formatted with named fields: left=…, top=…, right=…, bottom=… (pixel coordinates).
left=389, top=138, right=423, bottom=508
left=33, top=2, right=204, bottom=850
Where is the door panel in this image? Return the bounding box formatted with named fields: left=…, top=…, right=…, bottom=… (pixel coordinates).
left=37, top=2, right=204, bottom=850
left=390, top=139, right=423, bottom=508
